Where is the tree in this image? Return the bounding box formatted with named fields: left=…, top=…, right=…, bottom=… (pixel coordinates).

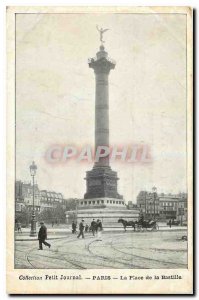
left=54, top=204, right=66, bottom=223
left=38, top=209, right=54, bottom=223
left=15, top=207, right=31, bottom=227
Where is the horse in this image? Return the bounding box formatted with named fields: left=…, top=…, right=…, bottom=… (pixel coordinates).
left=137, top=219, right=159, bottom=231
left=118, top=218, right=137, bottom=232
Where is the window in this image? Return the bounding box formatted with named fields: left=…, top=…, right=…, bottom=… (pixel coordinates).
left=101, top=200, right=104, bottom=204
left=92, top=201, right=95, bottom=205
left=116, top=201, right=118, bottom=204
left=113, top=201, right=115, bottom=204
left=97, top=200, right=100, bottom=204
left=84, top=201, right=87, bottom=205
left=89, top=201, right=91, bottom=204
left=81, top=202, right=83, bottom=205
left=110, top=200, right=112, bottom=204
left=119, top=201, right=121, bottom=204
left=107, top=200, right=109, bottom=203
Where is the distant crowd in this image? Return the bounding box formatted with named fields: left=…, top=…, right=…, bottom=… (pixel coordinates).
left=72, top=219, right=103, bottom=239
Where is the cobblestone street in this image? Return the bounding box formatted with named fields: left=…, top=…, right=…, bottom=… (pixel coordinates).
left=15, top=230, right=187, bottom=269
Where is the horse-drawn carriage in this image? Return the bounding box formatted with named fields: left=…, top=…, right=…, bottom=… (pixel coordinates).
left=118, top=218, right=159, bottom=232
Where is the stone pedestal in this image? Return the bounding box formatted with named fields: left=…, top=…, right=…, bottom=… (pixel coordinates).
left=66, top=207, right=140, bottom=226
left=84, top=166, right=122, bottom=199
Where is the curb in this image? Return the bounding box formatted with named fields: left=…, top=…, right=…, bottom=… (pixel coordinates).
left=15, top=236, right=68, bottom=242
left=15, top=228, right=187, bottom=241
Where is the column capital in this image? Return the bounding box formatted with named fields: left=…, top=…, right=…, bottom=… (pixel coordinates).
left=88, top=48, right=116, bottom=74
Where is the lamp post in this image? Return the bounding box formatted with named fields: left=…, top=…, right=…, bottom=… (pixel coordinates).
left=75, top=198, right=78, bottom=222
left=152, top=186, right=157, bottom=220
left=29, top=161, right=37, bottom=237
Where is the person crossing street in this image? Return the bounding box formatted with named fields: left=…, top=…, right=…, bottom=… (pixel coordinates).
left=38, top=221, right=51, bottom=250
left=77, top=219, right=85, bottom=239
left=96, top=219, right=103, bottom=239
left=91, top=219, right=97, bottom=236
left=72, top=221, right=77, bottom=234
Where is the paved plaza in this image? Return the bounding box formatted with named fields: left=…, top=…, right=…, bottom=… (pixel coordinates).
left=15, top=229, right=187, bottom=269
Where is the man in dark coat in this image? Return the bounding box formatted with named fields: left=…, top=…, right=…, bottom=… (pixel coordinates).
left=38, top=221, right=51, bottom=250
left=77, top=219, right=85, bottom=239
left=168, top=219, right=172, bottom=228
left=96, top=219, right=103, bottom=239
left=97, top=219, right=103, bottom=230
left=72, top=221, right=77, bottom=234
left=91, top=219, right=97, bottom=236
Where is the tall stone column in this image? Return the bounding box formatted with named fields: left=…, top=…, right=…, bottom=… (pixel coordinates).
left=90, top=45, right=115, bottom=166
left=84, top=45, right=122, bottom=200
left=95, top=71, right=109, bottom=166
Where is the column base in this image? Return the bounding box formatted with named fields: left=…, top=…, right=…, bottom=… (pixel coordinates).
left=29, top=214, right=37, bottom=237
left=84, top=166, right=123, bottom=199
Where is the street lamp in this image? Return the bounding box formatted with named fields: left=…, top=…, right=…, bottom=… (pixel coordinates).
left=75, top=198, right=78, bottom=222
left=29, top=161, right=37, bottom=237
left=152, top=186, right=157, bottom=220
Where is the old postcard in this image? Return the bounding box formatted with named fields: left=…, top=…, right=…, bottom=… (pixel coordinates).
left=7, top=6, right=193, bottom=294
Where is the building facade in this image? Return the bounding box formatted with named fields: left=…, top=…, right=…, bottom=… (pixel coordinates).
left=136, top=190, right=159, bottom=218
left=15, top=180, right=67, bottom=213
left=40, top=190, right=66, bottom=211
left=136, top=191, right=187, bottom=221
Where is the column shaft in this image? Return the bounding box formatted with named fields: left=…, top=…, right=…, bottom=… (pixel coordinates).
left=95, top=72, right=109, bottom=166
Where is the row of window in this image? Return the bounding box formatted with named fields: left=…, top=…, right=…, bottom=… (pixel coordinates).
left=41, top=193, right=63, bottom=199
left=25, top=190, right=63, bottom=199
left=140, top=202, right=181, bottom=207
left=160, top=202, right=177, bottom=207
left=41, top=197, right=65, bottom=203
left=27, top=206, right=40, bottom=212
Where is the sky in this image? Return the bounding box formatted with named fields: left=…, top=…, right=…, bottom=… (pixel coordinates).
left=16, top=12, right=187, bottom=202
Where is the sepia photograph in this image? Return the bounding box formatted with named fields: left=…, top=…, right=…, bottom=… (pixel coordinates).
left=7, top=6, right=193, bottom=294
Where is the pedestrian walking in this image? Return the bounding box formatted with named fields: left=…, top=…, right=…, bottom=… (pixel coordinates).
left=91, top=219, right=97, bottom=236
left=38, top=221, right=51, bottom=250
left=15, top=219, right=18, bottom=231
left=169, top=219, right=172, bottom=228
left=85, top=224, right=89, bottom=233
left=72, top=221, right=77, bottom=234
left=77, top=219, right=85, bottom=239
left=96, top=219, right=103, bottom=239
left=17, top=222, right=22, bottom=233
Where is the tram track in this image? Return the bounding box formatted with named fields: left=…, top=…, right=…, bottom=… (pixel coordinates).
left=25, top=249, right=87, bottom=269
left=22, top=237, right=115, bottom=269
left=87, top=240, right=143, bottom=269
left=110, top=242, right=187, bottom=268
left=19, top=236, right=85, bottom=269
left=16, top=232, right=187, bottom=269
